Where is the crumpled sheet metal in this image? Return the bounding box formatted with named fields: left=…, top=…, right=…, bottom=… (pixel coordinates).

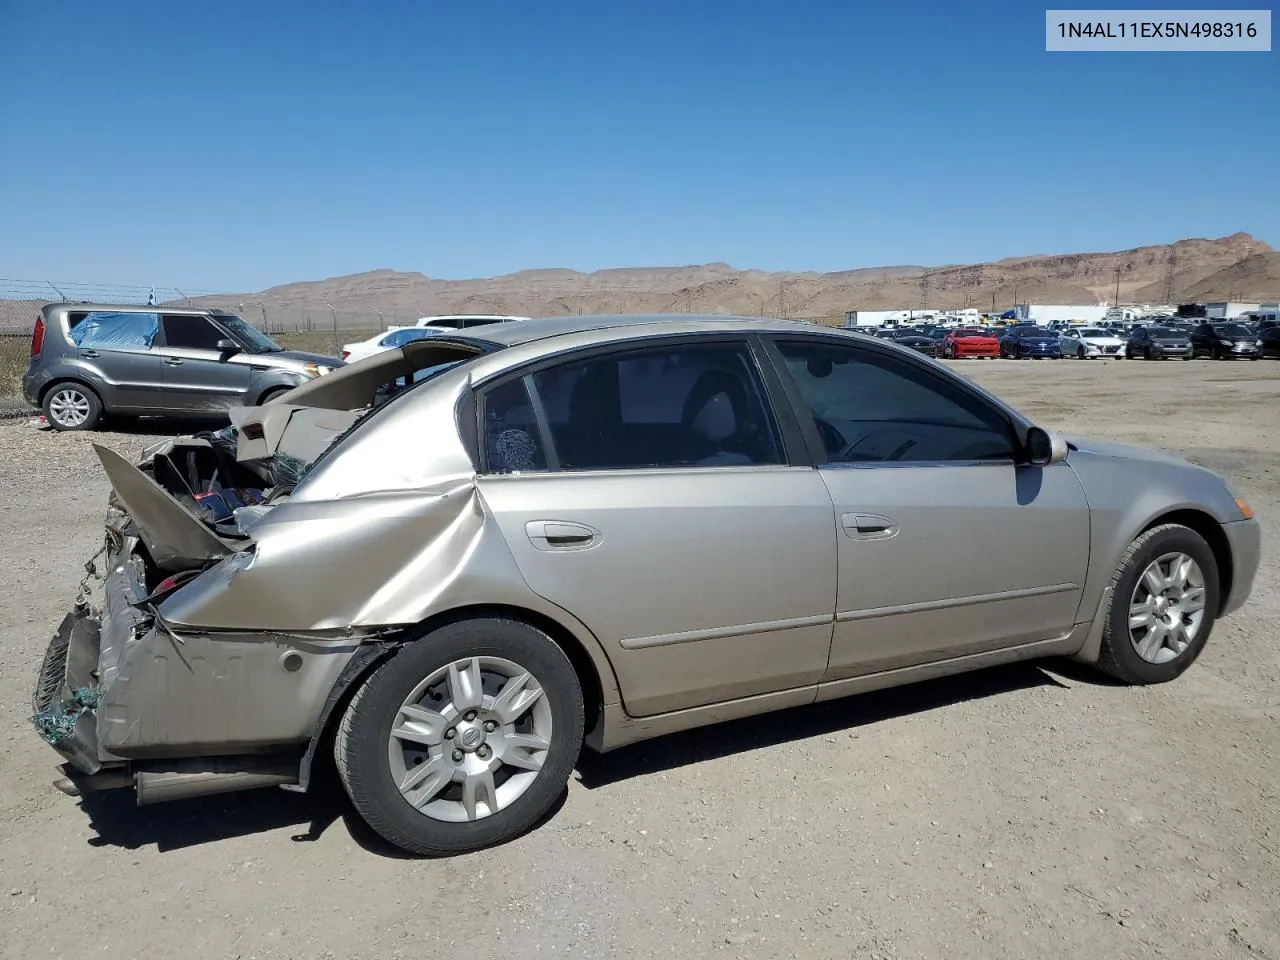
left=158, top=478, right=491, bottom=632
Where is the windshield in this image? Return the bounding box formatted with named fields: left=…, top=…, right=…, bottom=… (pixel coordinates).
left=1019, top=327, right=1053, bottom=336
left=1148, top=326, right=1180, bottom=337
left=953, top=329, right=986, bottom=338
left=1216, top=324, right=1254, bottom=337
left=216, top=314, right=282, bottom=353
left=1077, top=328, right=1107, bottom=337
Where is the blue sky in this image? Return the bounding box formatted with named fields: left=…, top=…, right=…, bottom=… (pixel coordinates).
left=0, top=1, right=1276, bottom=291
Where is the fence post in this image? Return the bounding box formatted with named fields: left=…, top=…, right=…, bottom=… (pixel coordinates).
left=323, top=301, right=338, bottom=355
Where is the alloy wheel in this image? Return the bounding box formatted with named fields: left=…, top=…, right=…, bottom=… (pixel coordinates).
left=387, top=656, right=553, bottom=822
left=48, top=388, right=92, bottom=427
left=1127, top=552, right=1207, bottom=664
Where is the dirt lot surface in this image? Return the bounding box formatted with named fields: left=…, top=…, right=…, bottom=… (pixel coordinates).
left=1, top=358, right=1276, bottom=960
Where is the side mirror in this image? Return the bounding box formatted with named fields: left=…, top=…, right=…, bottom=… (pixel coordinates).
left=1025, top=426, right=1068, bottom=466
left=215, top=338, right=240, bottom=357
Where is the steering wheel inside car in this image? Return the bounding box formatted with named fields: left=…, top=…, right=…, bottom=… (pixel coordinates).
left=814, top=418, right=922, bottom=463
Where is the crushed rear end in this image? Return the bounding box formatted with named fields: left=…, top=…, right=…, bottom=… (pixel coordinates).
left=29, top=338, right=492, bottom=804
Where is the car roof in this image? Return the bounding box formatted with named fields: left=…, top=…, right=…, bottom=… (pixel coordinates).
left=452, top=314, right=849, bottom=348
left=42, top=302, right=225, bottom=317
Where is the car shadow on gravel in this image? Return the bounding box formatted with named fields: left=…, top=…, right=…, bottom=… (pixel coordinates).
left=576, top=662, right=1070, bottom=788
left=76, top=755, right=568, bottom=860
left=78, top=779, right=345, bottom=854
left=74, top=663, right=1072, bottom=855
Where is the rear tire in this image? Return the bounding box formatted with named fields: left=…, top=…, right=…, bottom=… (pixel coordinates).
left=1096, top=524, right=1219, bottom=685
left=335, top=617, right=585, bottom=856
left=42, top=382, right=103, bottom=431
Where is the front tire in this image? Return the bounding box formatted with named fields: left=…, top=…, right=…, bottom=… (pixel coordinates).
left=42, top=382, right=103, bottom=431
left=336, top=617, right=584, bottom=856
left=258, top=386, right=293, bottom=405
left=1096, top=524, right=1219, bottom=684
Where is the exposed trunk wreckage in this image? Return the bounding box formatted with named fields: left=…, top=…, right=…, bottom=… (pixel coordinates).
left=31, top=340, right=489, bottom=803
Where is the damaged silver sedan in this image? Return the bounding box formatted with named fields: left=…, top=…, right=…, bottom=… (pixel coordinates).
left=32, top=316, right=1261, bottom=855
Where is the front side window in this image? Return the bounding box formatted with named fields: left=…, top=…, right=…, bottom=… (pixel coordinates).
left=774, top=339, right=1015, bottom=464
left=495, top=341, right=783, bottom=471
left=161, top=314, right=227, bottom=350
left=68, top=311, right=159, bottom=350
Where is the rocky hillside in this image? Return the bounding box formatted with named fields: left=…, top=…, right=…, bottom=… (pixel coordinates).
left=198, top=233, right=1273, bottom=328
left=1150, top=251, right=1280, bottom=302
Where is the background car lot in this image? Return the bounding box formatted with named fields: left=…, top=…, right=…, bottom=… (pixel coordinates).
left=0, top=359, right=1276, bottom=960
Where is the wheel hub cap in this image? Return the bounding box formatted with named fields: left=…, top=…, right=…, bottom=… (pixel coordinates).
left=387, top=655, right=553, bottom=823
left=49, top=390, right=90, bottom=426
left=456, top=721, right=485, bottom=752
left=1127, top=552, right=1207, bottom=665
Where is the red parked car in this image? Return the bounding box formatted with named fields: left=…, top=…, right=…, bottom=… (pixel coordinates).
left=941, top=328, right=1000, bottom=359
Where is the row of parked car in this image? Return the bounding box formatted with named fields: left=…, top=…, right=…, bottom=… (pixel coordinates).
left=863, top=318, right=1280, bottom=362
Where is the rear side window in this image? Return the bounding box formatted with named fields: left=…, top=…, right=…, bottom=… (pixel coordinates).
left=482, top=378, right=548, bottom=474
left=68, top=311, right=159, bottom=350
left=380, top=328, right=438, bottom=347
left=161, top=314, right=227, bottom=350
left=508, top=341, right=784, bottom=471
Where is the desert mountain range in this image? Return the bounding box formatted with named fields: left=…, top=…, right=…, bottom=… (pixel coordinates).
left=202, top=231, right=1274, bottom=328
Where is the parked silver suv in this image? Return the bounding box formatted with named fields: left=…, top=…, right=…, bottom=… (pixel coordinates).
left=22, top=303, right=343, bottom=430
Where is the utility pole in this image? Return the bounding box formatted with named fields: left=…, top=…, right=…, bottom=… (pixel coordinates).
left=776, top=282, right=787, bottom=320
left=1114, top=266, right=1122, bottom=308
left=1164, top=244, right=1178, bottom=304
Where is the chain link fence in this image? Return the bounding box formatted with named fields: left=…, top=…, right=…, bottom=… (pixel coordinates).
left=0, top=278, right=422, bottom=335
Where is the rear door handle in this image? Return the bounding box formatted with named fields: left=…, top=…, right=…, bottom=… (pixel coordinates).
left=525, top=520, right=600, bottom=550
left=164, top=357, right=184, bottom=366
left=80, top=350, right=100, bottom=359
left=841, top=513, right=899, bottom=540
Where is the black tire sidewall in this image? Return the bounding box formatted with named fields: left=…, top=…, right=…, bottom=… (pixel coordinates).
left=259, top=386, right=293, bottom=405
left=42, top=382, right=102, bottom=431
left=338, top=618, right=584, bottom=855
left=1104, top=527, right=1220, bottom=683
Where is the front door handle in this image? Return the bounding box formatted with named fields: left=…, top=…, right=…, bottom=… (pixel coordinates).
left=164, top=357, right=184, bottom=366
left=80, top=349, right=100, bottom=359
left=525, top=520, right=601, bottom=550
left=841, top=513, right=899, bottom=540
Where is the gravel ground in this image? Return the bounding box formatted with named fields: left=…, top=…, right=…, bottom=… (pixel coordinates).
left=0, top=358, right=1276, bottom=960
